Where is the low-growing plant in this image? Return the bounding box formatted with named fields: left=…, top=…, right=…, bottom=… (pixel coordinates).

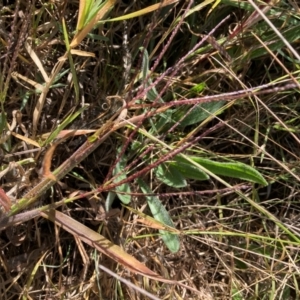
left=0, top=0, right=300, bottom=299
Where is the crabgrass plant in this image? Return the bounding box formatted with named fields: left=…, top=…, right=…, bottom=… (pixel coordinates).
left=0, top=0, right=300, bottom=299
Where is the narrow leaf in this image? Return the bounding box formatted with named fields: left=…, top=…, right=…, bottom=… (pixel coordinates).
left=137, top=179, right=180, bottom=253
left=111, top=148, right=131, bottom=205
left=105, top=191, right=116, bottom=212
left=102, top=0, right=179, bottom=22
left=70, top=0, right=116, bottom=48
left=140, top=47, right=162, bottom=102
left=43, top=105, right=89, bottom=146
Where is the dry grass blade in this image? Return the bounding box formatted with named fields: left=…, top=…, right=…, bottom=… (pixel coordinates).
left=24, top=40, right=49, bottom=82
left=32, top=54, right=68, bottom=137
left=40, top=209, right=201, bottom=295
left=70, top=0, right=116, bottom=48
left=40, top=209, right=165, bottom=277
left=1, top=0, right=300, bottom=298
left=98, top=264, right=162, bottom=300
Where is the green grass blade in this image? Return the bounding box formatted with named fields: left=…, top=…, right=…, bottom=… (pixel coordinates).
left=42, top=105, right=89, bottom=146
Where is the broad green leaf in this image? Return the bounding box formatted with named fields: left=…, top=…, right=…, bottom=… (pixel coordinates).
left=137, top=178, right=180, bottom=253
left=191, top=156, right=267, bottom=185
left=111, top=148, right=131, bottom=205
left=173, top=101, right=225, bottom=127
left=171, top=156, right=209, bottom=181
left=155, top=163, right=187, bottom=188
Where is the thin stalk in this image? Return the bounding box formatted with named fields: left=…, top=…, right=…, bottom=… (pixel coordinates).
left=8, top=118, right=117, bottom=216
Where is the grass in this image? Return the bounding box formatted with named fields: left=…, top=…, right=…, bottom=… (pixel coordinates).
left=0, top=0, right=300, bottom=299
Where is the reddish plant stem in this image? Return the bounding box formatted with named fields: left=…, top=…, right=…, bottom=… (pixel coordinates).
left=8, top=120, right=116, bottom=216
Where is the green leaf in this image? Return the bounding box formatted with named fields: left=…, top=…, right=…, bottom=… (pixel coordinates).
left=42, top=105, right=89, bottom=146
left=77, top=0, right=105, bottom=30
left=191, top=156, right=268, bottom=185
left=85, top=0, right=105, bottom=27
left=173, top=101, right=225, bottom=127
left=149, top=108, right=176, bottom=134
left=0, top=110, right=10, bottom=152
left=0, top=110, right=7, bottom=134
left=105, top=191, right=116, bottom=212
left=140, top=47, right=162, bottom=103
left=244, top=23, right=300, bottom=60
left=231, top=286, right=244, bottom=300
left=155, top=163, right=187, bottom=188
left=111, top=148, right=131, bottom=204
left=137, top=179, right=180, bottom=253
left=171, top=156, right=209, bottom=181
left=189, top=82, right=206, bottom=96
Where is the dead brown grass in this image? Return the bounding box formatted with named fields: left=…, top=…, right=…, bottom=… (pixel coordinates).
left=0, top=0, right=300, bottom=299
